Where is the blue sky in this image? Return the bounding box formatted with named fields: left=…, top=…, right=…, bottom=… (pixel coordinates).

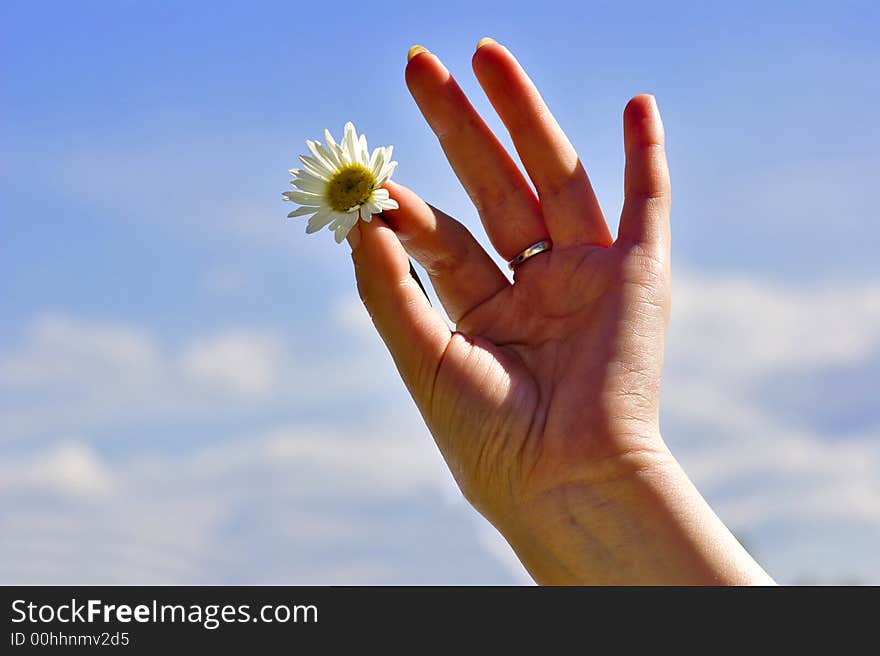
left=1, top=0, right=879, bottom=583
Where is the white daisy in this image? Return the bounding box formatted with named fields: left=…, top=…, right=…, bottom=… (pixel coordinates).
left=283, top=121, right=399, bottom=243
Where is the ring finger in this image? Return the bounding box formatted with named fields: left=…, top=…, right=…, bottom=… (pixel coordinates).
left=406, top=47, right=548, bottom=260
left=472, top=39, right=613, bottom=248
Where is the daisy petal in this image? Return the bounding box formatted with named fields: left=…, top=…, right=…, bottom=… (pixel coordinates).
left=283, top=190, right=324, bottom=204
left=285, top=122, right=398, bottom=242
left=299, top=154, right=332, bottom=180
left=322, top=129, right=345, bottom=167
left=306, top=140, right=336, bottom=171
left=306, top=209, right=335, bottom=233
left=343, top=122, right=359, bottom=164
left=376, top=160, right=398, bottom=185
left=376, top=162, right=397, bottom=184
left=293, top=167, right=328, bottom=186
left=316, top=141, right=341, bottom=169
left=288, top=206, right=319, bottom=218
left=358, top=134, right=369, bottom=166
left=334, top=220, right=355, bottom=243
left=371, top=147, right=385, bottom=179
left=329, top=211, right=357, bottom=242
left=292, top=176, right=326, bottom=194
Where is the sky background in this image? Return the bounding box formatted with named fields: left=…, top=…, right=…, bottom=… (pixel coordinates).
left=1, top=0, right=878, bottom=584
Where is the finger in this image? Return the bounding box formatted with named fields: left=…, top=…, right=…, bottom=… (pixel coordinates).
left=380, top=180, right=509, bottom=323
left=472, top=39, right=612, bottom=248
left=347, top=217, right=452, bottom=401
left=405, top=47, right=547, bottom=260
left=617, top=95, right=671, bottom=256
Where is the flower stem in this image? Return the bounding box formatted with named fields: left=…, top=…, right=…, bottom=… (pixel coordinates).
left=408, top=260, right=431, bottom=305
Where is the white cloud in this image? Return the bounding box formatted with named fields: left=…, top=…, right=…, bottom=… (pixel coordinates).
left=662, top=272, right=880, bottom=582
left=0, top=309, right=394, bottom=443
left=664, top=381, right=880, bottom=526
left=0, top=418, right=516, bottom=585
left=0, top=304, right=523, bottom=583
left=669, top=274, right=880, bottom=380
left=1, top=275, right=880, bottom=584
left=0, top=315, right=161, bottom=387
left=179, top=330, right=283, bottom=396
left=0, top=441, right=117, bottom=498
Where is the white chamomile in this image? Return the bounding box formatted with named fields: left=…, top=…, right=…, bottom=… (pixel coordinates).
left=283, top=122, right=399, bottom=243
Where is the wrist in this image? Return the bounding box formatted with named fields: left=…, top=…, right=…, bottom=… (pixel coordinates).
left=498, top=441, right=772, bottom=585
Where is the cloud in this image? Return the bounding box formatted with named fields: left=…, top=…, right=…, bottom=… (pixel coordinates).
left=180, top=330, right=283, bottom=396
left=1, top=275, right=880, bottom=584
left=662, top=272, right=880, bottom=582
left=0, top=441, right=117, bottom=498
left=663, top=381, right=880, bottom=525
left=668, top=274, right=880, bottom=380
left=0, top=420, right=517, bottom=585
left=0, top=315, right=161, bottom=387
left=0, top=308, right=393, bottom=445
left=0, top=296, right=525, bottom=584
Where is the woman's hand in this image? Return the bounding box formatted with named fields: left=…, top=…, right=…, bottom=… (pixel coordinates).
left=347, top=40, right=772, bottom=585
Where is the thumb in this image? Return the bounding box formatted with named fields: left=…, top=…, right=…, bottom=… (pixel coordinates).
left=348, top=216, right=452, bottom=403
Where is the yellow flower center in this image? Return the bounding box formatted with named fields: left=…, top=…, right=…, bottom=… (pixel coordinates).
left=325, top=164, right=376, bottom=212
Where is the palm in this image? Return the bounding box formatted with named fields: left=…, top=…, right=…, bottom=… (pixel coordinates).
left=349, top=42, right=671, bottom=528
left=426, top=240, right=668, bottom=519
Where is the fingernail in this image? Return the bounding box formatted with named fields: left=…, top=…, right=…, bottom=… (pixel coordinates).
left=476, top=36, right=497, bottom=50
left=407, top=45, right=429, bottom=62
left=346, top=223, right=362, bottom=250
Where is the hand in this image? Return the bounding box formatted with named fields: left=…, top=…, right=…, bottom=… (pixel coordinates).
left=347, top=41, right=772, bottom=585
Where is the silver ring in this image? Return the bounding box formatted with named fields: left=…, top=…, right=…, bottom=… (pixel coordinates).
left=508, top=240, right=552, bottom=270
